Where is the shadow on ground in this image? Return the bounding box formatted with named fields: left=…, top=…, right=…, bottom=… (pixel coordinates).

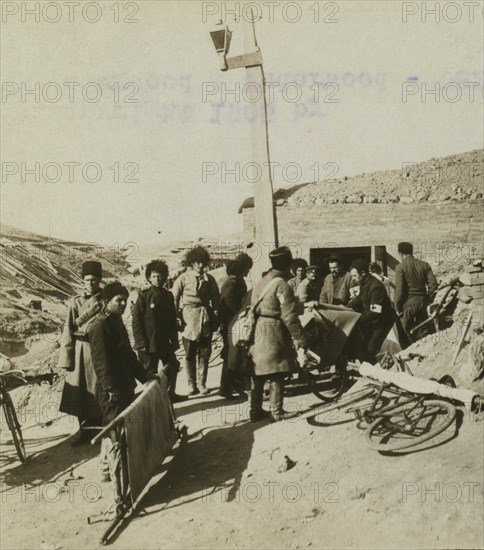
left=1, top=431, right=99, bottom=488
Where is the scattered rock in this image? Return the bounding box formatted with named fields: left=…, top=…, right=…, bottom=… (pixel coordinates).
left=400, top=196, right=414, bottom=204
left=277, top=455, right=297, bottom=473
left=350, top=487, right=373, bottom=500
left=345, top=195, right=362, bottom=204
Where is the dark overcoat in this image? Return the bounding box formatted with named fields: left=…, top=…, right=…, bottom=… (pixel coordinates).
left=219, top=275, right=248, bottom=360
left=132, top=286, right=179, bottom=354
left=89, top=312, right=148, bottom=424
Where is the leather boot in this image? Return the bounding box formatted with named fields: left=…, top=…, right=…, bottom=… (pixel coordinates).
left=165, top=366, right=187, bottom=402
left=185, top=359, right=199, bottom=395
left=250, top=377, right=268, bottom=422
left=197, top=357, right=209, bottom=394
left=220, top=359, right=238, bottom=399
left=269, top=377, right=284, bottom=422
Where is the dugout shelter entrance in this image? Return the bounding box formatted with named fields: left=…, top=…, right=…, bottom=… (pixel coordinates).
left=309, top=245, right=387, bottom=277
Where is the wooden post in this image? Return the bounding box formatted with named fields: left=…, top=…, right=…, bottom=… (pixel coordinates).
left=241, top=8, right=278, bottom=280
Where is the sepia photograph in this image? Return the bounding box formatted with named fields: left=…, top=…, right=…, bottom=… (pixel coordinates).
left=1, top=0, right=483, bottom=548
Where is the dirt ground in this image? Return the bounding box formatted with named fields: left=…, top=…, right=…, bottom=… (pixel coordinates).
left=1, top=332, right=483, bottom=550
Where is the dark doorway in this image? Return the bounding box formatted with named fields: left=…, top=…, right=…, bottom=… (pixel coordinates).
left=310, top=246, right=386, bottom=277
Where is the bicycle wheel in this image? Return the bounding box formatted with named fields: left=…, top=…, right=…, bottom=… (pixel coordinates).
left=306, top=386, right=378, bottom=425
left=304, top=362, right=348, bottom=402
left=3, top=396, right=26, bottom=463
left=365, top=398, right=456, bottom=452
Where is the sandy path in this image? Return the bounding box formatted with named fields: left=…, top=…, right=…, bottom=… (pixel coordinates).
left=1, top=349, right=483, bottom=550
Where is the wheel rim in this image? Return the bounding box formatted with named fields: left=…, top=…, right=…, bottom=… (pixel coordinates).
left=365, top=399, right=456, bottom=452
left=3, top=399, right=26, bottom=462
left=307, top=364, right=347, bottom=402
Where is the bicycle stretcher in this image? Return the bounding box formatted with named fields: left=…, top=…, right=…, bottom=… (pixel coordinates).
left=88, top=375, right=182, bottom=545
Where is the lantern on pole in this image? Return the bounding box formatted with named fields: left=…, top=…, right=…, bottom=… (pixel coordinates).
left=209, top=20, right=232, bottom=71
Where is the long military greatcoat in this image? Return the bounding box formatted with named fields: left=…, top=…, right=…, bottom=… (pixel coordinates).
left=250, top=270, right=306, bottom=376
left=58, top=292, right=102, bottom=423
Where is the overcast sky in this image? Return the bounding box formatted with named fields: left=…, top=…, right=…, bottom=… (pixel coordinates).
left=1, top=0, right=483, bottom=247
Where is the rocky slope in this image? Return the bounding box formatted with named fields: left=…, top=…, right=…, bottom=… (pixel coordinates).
left=0, top=225, right=132, bottom=368
left=240, top=149, right=484, bottom=210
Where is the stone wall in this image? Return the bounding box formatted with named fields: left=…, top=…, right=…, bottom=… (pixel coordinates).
left=241, top=199, right=484, bottom=275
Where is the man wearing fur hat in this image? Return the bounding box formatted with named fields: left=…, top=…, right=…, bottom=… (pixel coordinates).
left=132, top=260, right=186, bottom=402
left=172, top=245, right=220, bottom=396
left=218, top=253, right=253, bottom=399
left=395, top=242, right=438, bottom=336
left=58, top=261, right=104, bottom=446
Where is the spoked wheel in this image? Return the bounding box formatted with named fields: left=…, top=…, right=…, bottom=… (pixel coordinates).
left=2, top=396, right=26, bottom=463
left=302, top=362, right=348, bottom=402
left=365, top=399, right=456, bottom=452
left=311, top=364, right=347, bottom=402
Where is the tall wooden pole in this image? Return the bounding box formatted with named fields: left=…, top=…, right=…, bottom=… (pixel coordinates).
left=241, top=8, right=278, bottom=280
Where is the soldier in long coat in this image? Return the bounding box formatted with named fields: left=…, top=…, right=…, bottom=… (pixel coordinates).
left=250, top=247, right=307, bottom=423
left=58, top=261, right=103, bottom=445
left=132, top=260, right=186, bottom=402
left=218, top=254, right=253, bottom=399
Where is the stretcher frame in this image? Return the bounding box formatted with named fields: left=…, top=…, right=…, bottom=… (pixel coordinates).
left=88, top=386, right=181, bottom=545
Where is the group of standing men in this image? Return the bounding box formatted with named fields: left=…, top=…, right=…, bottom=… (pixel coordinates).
left=58, top=241, right=437, bottom=472
left=284, top=242, right=437, bottom=361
